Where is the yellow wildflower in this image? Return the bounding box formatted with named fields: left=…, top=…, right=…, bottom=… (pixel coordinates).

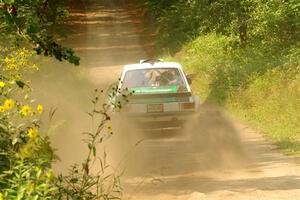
left=21, top=59, right=27, bottom=66
left=4, top=99, right=14, bottom=110
left=0, top=106, right=5, bottom=113
left=37, top=104, right=43, bottom=114
left=0, top=192, right=3, bottom=200
left=20, top=105, right=32, bottom=116
left=27, top=127, right=39, bottom=139
left=4, top=57, right=10, bottom=63
left=7, top=63, right=17, bottom=70
left=20, top=50, right=25, bottom=56
left=0, top=81, right=5, bottom=88
left=32, top=64, right=38, bottom=70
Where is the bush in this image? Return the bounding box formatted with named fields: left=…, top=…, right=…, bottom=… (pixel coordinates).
left=174, top=34, right=300, bottom=153
left=229, top=65, right=300, bottom=153
left=0, top=48, right=56, bottom=199
left=0, top=48, right=123, bottom=199
left=138, top=0, right=300, bottom=53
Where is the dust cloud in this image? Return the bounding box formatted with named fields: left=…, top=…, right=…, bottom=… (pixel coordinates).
left=28, top=0, right=154, bottom=174
left=27, top=0, right=246, bottom=176
left=30, top=0, right=246, bottom=188
left=30, top=59, right=98, bottom=174
left=27, top=0, right=300, bottom=199
left=109, top=103, right=247, bottom=179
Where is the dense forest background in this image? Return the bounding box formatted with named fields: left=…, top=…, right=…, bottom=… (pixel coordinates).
left=137, top=0, right=300, bottom=153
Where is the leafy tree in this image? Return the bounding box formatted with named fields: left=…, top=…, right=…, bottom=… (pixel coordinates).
left=0, top=0, right=80, bottom=65
left=138, top=0, right=300, bottom=51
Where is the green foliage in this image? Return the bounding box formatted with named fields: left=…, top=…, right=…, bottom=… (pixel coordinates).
left=0, top=49, right=123, bottom=199
left=229, top=65, right=300, bottom=154
left=1, top=0, right=124, bottom=198
left=138, top=0, right=300, bottom=53
left=250, top=0, right=300, bottom=45
left=174, top=34, right=300, bottom=153
left=0, top=49, right=57, bottom=199
left=141, top=0, right=300, bottom=153
left=0, top=0, right=80, bottom=65
left=2, top=159, right=56, bottom=199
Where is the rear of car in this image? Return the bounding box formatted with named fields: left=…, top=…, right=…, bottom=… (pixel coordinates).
left=118, top=60, right=199, bottom=130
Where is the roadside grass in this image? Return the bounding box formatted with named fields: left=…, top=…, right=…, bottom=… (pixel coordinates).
left=168, top=33, right=300, bottom=154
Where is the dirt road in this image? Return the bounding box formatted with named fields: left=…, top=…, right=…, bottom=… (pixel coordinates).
left=46, top=0, right=300, bottom=199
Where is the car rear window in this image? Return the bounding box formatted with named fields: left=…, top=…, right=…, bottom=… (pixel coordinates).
left=122, top=68, right=188, bottom=94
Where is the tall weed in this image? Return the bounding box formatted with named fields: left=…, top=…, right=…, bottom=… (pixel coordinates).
left=175, top=34, right=300, bottom=153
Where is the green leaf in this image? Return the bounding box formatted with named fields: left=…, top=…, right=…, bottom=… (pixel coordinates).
left=12, top=137, right=18, bottom=145
left=92, top=146, right=96, bottom=157
left=15, top=80, right=25, bottom=89
left=70, top=178, right=78, bottom=183
left=3, top=0, right=14, bottom=5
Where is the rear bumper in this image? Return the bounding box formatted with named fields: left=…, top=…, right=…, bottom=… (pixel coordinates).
left=121, top=112, right=196, bottom=129
left=118, top=95, right=200, bottom=130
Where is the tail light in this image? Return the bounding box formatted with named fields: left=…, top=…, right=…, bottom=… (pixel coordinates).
left=180, top=102, right=195, bottom=110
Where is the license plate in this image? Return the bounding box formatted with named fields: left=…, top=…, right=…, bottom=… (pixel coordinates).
left=147, top=104, right=163, bottom=113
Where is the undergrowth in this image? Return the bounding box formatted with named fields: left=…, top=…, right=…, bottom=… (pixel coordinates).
left=0, top=48, right=123, bottom=199
left=138, top=0, right=300, bottom=153
left=174, top=34, right=300, bottom=154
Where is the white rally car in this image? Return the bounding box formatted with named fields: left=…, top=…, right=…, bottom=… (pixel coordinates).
left=116, top=59, right=200, bottom=130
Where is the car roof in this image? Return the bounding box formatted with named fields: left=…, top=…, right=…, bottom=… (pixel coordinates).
left=123, top=61, right=182, bottom=71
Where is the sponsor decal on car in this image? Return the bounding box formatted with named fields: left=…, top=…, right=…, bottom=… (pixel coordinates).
left=129, top=85, right=177, bottom=94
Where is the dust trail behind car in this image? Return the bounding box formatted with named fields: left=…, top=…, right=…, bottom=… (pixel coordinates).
left=29, top=0, right=300, bottom=199
left=29, top=0, right=155, bottom=174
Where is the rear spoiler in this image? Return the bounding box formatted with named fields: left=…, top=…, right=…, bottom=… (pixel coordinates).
left=128, top=92, right=192, bottom=99
left=139, top=59, right=164, bottom=64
